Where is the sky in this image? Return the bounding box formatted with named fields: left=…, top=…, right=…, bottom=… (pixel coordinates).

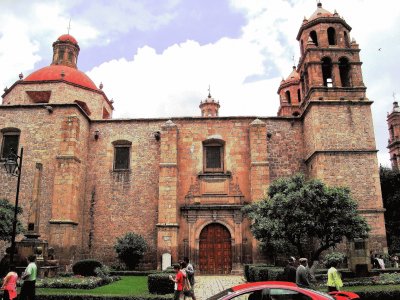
left=0, top=0, right=399, bottom=167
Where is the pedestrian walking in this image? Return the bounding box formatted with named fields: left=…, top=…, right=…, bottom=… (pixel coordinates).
left=1, top=265, right=18, bottom=300
left=180, top=260, right=196, bottom=300
left=169, top=264, right=184, bottom=300
left=327, top=261, right=343, bottom=292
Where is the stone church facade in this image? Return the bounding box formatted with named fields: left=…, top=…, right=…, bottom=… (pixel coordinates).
left=0, top=3, right=387, bottom=273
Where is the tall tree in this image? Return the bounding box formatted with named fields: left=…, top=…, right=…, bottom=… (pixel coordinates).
left=0, top=198, right=23, bottom=242
left=243, top=174, right=370, bottom=262
left=380, top=166, right=400, bottom=253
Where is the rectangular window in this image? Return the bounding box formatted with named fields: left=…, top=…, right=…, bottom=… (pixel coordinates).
left=114, top=146, right=130, bottom=170
left=1, top=134, right=19, bottom=159
left=204, top=145, right=223, bottom=173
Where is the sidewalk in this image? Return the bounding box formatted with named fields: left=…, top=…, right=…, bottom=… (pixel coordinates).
left=194, top=275, right=245, bottom=300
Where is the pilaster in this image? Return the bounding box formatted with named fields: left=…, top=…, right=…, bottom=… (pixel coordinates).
left=157, top=120, right=179, bottom=268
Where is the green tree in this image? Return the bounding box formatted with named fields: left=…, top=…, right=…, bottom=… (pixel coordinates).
left=243, top=174, right=370, bottom=262
left=380, top=166, right=400, bottom=253
left=114, top=232, right=148, bottom=270
left=0, top=198, right=23, bottom=242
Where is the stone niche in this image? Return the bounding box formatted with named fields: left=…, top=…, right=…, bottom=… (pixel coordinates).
left=185, top=173, right=244, bottom=205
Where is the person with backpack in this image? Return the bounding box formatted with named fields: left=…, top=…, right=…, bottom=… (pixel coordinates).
left=180, top=260, right=196, bottom=300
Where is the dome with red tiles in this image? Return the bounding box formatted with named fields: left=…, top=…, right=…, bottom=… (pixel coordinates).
left=57, top=34, right=78, bottom=45
left=25, top=65, right=97, bottom=90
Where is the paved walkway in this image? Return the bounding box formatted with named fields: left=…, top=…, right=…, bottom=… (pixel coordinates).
left=193, top=276, right=245, bottom=300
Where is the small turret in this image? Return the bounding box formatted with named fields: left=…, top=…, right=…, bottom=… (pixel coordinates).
left=199, top=90, right=220, bottom=117
left=388, top=97, right=400, bottom=170
left=51, top=34, right=80, bottom=69
left=277, top=66, right=301, bottom=117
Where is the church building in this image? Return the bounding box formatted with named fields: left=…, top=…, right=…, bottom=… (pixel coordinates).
left=0, top=3, right=387, bottom=273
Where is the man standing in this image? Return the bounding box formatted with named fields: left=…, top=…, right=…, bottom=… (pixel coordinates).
left=296, top=258, right=311, bottom=288
left=283, top=257, right=297, bottom=283
left=19, top=255, right=37, bottom=300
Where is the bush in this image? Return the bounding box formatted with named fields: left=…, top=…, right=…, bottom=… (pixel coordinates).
left=72, top=259, right=103, bottom=277
left=36, top=276, right=120, bottom=289
left=252, top=267, right=269, bottom=281
left=114, top=232, right=148, bottom=270
left=244, top=264, right=272, bottom=282
left=244, top=264, right=282, bottom=282
left=323, top=252, right=346, bottom=268
left=148, top=273, right=174, bottom=295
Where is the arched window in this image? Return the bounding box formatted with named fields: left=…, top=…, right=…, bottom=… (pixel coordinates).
left=327, top=27, right=336, bottom=45
left=339, top=57, right=351, bottom=87
left=1, top=128, right=20, bottom=159
left=310, top=31, right=318, bottom=46
left=321, top=57, right=333, bottom=87
left=285, top=91, right=291, bottom=104
left=390, top=126, right=395, bottom=141
left=344, top=31, right=350, bottom=48
left=300, top=40, right=304, bottom=56
left=112, top=140, right=131, bottom=170
left=58, top=48, right=65, bottom=63
left=68, top=51, right=73, bottom=63
left=297, top=89, right=301, bottom=103
left=203, top=138, right=224, bottom=173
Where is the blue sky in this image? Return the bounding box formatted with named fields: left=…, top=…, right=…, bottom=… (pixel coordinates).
left=0, top=0, right=399, bottom=166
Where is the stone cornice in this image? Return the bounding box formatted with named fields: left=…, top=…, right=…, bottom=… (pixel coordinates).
left=180, top=204, right=244, bottom=211
left=304, top=149, right=378, bottom=164
left=49, top=219, right=78, bottom=225
left=56, top=155, right=81, bottom=163
left=297, top=17, right=352, bottom=40
left=301, top=97, right=371, bottom=116
left=156, top=223, right=179, bottom=228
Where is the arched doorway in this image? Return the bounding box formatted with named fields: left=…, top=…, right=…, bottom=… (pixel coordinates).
left=199, top=223, right=232, bottom=274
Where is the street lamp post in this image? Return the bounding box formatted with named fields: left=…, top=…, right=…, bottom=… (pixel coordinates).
left=4, top=147, right=23, bottom=266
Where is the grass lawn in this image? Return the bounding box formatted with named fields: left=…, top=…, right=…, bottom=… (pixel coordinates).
left=36, top=276, right=151, bottom=296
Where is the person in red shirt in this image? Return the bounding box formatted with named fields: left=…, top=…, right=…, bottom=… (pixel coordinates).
left=169, top=264, right=184, bottom=300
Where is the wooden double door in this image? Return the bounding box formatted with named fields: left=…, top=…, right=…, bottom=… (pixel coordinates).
left=199, top=223, right=232, bottom=274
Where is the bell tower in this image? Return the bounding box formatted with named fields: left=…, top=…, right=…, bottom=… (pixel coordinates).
left=297, top=2, right=387, bottom=252
left=297, top=2, right=366, bottom=103
left=387, top=99, right=400, bottom=170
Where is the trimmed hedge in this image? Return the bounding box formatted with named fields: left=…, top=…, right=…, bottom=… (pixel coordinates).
left=244, top=264, right=283, bottom=282
left=73, top=260, right=103, bottom=277
left=37, top=295, right=173, bottom=300
left=147, top=273, right=174, bottom=295
left=110, top=271, right=159, bottom=276
left=36, top=276, right=120, bottom=289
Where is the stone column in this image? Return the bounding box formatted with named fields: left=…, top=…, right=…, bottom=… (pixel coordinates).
left=157, top=120, right=179, bottom=268
left=26, top=163, right=43, bottom=238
